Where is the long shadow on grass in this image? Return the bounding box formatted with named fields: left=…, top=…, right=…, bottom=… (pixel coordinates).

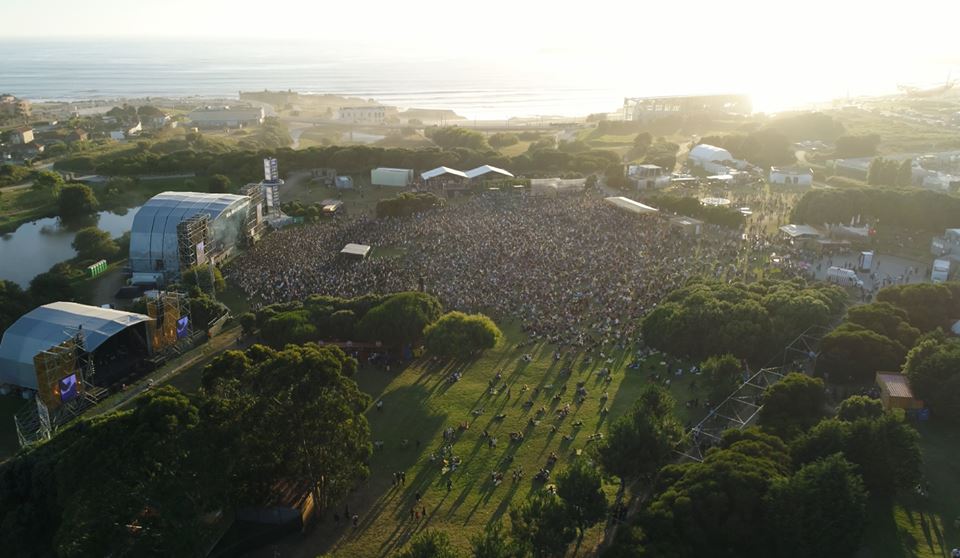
left=340, top=382, right=447, bottom=555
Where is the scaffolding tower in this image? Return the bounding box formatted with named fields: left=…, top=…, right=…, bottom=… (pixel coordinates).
left=177, top=213, right=210, bottom=272
left=145, top=291, right=195, bottom=358
left=240, top=182, right=266, bottom=244
left=14, top=329, right=108, bottom=447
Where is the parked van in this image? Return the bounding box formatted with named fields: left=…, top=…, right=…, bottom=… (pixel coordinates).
left=826, top=266, right=864, bottom=287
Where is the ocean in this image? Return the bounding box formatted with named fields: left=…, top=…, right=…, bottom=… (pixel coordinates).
left=0, top=39, right=952, bottom=120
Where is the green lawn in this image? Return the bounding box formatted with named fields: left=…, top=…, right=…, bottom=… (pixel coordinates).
left=280, top=322, right=703, bottom=557
left=0, top=186, right=57, bottom=233
left=859, top=421, right=960, bottom=558
left=497, top=141, right=533, bottom=157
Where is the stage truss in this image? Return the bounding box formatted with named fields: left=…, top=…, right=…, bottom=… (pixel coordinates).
left=676, top=324, right=830, bottom=462
left=14, top=329, right=109, bottom=447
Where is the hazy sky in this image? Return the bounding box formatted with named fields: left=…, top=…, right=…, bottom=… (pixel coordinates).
left=4, top=0, right=957, bottom=56
left=3, top=0, right=959, bottom=112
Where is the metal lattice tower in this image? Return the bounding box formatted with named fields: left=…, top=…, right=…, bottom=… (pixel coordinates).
left=240, top=182, right=266, bottom=243
left=176, top=213, right=210, bottom=272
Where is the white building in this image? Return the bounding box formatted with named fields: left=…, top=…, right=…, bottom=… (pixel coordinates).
left=688, top=144, right=735, bottom=174
left=188, top=106, right=265, bottom=128
left=338, top=106, right=386, bottom=124
left=627, top=164, right=670, bottom=189
left=371, top=167, right=414, bottom=187
left=9, top=127, right=34, bottom=145
left=769, top=166, right=813, bottom=186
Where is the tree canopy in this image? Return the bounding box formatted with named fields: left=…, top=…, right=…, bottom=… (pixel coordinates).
left=766, top=454, right=868, bottom=558
left=904, top=336, right=960, bottom=422
left=641, top=279, right=845, bottom=364
left=555, top=459, right=608, bottom=540
left=700, top=353, right=742, bottom=400
left=426, top=127, right=490, bottom=150
left=58, top=183, right=99, bottom=218
left=508, top=493, right=576, bottom=558
left=700, top=129, right=795, bottom=168
left=836, top=395, right=884, bottom=422
left=423, top=311, right=502, bottom=358
left=356, top=291, right=443, bottom=347
left=208, top=173, right=231, bottom=193
left=759, top=373, right=827, bottom=440
left=71, top=227, right=119, bottom=262
left=791, top=414, right=921, bottom=494
left=791, top=188, right=960, bottom=232
left=0, top=342, right=372, bottom=556
left=596, top=385, right=684, bottom=483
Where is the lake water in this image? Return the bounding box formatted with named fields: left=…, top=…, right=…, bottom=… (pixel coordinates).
left=0, top=208, right=139, bottom=288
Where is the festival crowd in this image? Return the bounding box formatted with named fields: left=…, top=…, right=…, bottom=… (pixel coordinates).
left=227, top=194, right=745, bottom=347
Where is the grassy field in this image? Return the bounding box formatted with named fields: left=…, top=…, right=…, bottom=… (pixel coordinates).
left=497, top=141, right=534, bottom=157
left=830, top=108, right=960, bottom=154
left=859, top=421, right=960, bottom=558
left=0, top=185, right=57, bottom=233
left=264, top=322, right=702, bottom=557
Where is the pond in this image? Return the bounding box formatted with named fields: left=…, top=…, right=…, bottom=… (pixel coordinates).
left=0, top=207, right=140, bottom=287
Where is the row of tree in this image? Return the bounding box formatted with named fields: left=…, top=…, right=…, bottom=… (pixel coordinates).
left=56, top=138, right=624, bottom=184
left=700, top=129, right=796, bottom=169
left=246, top=292, right=502, bottom=359
left=600, top=373, right=920, bottom=558
left=866, top=157, right=913, bottom=187
left=817, top=282, right=960, bottom=421
left=0, top=343, right=372, bottom=556
left=791, top=187, right=960, bottom=232
left=641, top=279, right=847, bottom=364
left=644, top=195, right=746, bottom=228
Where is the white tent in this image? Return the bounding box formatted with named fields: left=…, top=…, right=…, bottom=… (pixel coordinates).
left=604, top=196, right=659, bottom=215
left=420, top=167, right=467, bottom=181
left=465, top=165, right=515, bottom=180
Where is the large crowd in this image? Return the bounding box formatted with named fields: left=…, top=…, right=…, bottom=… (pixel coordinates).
left=227, top=193, right=745, bottom=347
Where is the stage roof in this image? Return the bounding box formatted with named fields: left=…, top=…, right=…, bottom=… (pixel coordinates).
left=604, top=196, right=659, bottom=215
left=779, top=224, right=822, bottom=238
left=0, top=302, right=152, bottom=390
left=465, top=165, right=514, bottom=179
left=421, top=167, right=467, bottom=180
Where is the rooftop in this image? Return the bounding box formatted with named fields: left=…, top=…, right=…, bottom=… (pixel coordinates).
left=876, top=372, right=915, bottom=399
left=341, top=243, right=372, bottom=257
left=779, top=223, right=822, bottom=238
left=421, top=166, right=468, bottom=180
left=604, top=196, right=659, bottom=215
left=0, top=302, right=152, bottom=390
left=465, top=165, right=515, bottom=179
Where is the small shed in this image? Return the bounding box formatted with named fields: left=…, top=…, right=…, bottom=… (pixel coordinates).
left=340, top=243, right=371, bottom=259
left=670, top=216, right=703, bottom=235
left=875, top=372, right=923, bottom=411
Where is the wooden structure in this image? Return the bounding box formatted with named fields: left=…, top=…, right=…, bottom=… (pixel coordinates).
left=875, top=372, right=924, bottom=411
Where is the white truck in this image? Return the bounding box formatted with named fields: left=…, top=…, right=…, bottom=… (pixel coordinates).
left=931, top=259, right=951, bottom=283
left=826, top=266, right=864, bottom=287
